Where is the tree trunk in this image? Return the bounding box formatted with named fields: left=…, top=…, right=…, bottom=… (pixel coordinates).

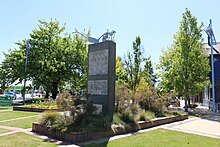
left=51, top=82, right=58, bottom=99
left=188, top=97, right=191, bottom=108
left=45, top=91, right=49, bottom=98
left=184, top=95, right=189, bottom=112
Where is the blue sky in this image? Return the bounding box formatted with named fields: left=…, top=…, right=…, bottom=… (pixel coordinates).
left=0, top=0, right=220, bottom=65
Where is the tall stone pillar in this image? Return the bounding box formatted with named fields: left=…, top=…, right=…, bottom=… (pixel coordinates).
left=87, top=41, right=116, bottom=118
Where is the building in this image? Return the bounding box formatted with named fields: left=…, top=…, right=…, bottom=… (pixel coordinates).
left=199, top=42, right=220, bottom=111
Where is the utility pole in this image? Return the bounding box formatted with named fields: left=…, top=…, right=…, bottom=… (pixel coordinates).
left=23, top=39, right=31, bottom=104
left=205, top=19, right=216, bottom=115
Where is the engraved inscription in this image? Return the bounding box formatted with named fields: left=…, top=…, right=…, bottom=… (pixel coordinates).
left=88, top=80, right=108, bottom=95
left=89, top=49, right=108, bottom=75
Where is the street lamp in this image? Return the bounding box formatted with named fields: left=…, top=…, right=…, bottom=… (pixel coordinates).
left=23, top=39, right=31, bottom=104
left=204, top=19, right=217, bottom=115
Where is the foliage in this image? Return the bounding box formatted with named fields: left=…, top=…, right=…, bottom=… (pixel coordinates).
left=115, top=83, right=131, bottom=113
left=39, top=111, right=61, bottom=126
left=124, top=36, right=143, bottom=92
left=56, top=92, right=75, bottom=112
left=157, top=9, right=210, bottom=112
left=2, top=19, right=88, bottom=98
left=0, top=64, right=12, bottom=91
left=138, top=111, right=149, bottom=121
left=143, top=56, right=157, bottom=86
left=116, top=56, right=127, bottom=84
left=156, top=45, right=176, bottom=93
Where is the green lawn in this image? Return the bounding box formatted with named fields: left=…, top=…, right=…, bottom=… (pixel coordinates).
left=0, top=128, right=10, bottom=134
left=0, top=106, right=12, bottom=111
left=84, top=129, right=220, bottom=147
left=0, top=132, right=57, bottom=147
left=0, top=116, right=39, bottom=128
left=0, top=111, right=39, bottom=121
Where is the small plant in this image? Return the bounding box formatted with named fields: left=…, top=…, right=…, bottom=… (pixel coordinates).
left=138, top=111, right=148, bottom=121
left=56, top=93, right=74, bottom=112
left=39, top=111, right=61, bottom=126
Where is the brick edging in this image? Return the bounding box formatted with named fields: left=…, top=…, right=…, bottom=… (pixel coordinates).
left=32, top=115, right=188, bottom=143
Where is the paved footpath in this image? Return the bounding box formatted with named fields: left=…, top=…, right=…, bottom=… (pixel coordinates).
left=163, top=116, right=220, bottom=139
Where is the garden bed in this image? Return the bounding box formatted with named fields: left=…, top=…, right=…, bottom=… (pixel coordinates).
left=13, top=106, right=58, bottom=112
left=32, top=114, right=188, bottom=143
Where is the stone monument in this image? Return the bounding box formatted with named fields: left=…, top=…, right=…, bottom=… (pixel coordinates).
left=87, top=31, right=116, bottom=118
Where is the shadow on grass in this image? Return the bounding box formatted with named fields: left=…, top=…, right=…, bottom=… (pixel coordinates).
left=78, top=137, right=111, bottom=147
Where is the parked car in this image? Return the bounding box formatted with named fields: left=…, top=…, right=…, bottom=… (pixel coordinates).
left=5, top=92, right=17, bottom=99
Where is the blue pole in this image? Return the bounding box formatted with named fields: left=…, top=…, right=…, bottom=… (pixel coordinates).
left=209, top=19, right=216, bottom=115
left=23, top=39, right=30, bottom=103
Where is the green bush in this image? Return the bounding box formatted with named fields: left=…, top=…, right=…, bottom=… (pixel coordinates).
left=151, top=99, right=166, bottom=117
left=39, top=111, right=61, bottom=126
left=56, top=93, right=75, bottom=112
left=130, top=104, right=140, bottom=115
left=138, top=111, right=148, bottom=121
left=121, top=110, right=136, bottom=125
left=112, top=113, right=126, bottom=125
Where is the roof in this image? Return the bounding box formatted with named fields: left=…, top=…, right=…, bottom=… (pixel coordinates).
left=203, top=42, right=220, bottom=54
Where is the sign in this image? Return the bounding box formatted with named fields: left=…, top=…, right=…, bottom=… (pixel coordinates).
left=0, top=96, right=13, bottom=106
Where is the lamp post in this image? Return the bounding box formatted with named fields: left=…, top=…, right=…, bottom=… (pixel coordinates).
left=205, top=19, right=217, bottom=115
left=23, top=39, right=31, bottom=104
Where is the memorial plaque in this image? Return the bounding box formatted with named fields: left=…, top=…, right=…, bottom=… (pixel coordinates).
left=88, top=80, right=108, bottom=95
left=89, top=49, right=108, bottom=75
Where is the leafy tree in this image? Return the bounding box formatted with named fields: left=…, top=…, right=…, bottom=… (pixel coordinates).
left=124, top=36, right=143, bottom=92
left=116, top=56, right=127, bottom=84
left=158, top=9, right=210, bottom=112
left=143, top=56, right=156, bottom=86
left=0, top=64, right=10, bottom=91
left=3, top=19, right=87, bottom=98
left=157, top=45, right=175, bottom=93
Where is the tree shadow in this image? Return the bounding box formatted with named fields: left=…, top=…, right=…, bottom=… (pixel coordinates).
left=188, top=107, right=220, bottom=123
left=76, top=136, right=111, bottom=147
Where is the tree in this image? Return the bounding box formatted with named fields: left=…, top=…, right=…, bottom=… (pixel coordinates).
left=124, top=36, right=143, bottom=92
left=116, top=56, right=127, bottom=84
left=143, top=56, right=156, bottom=86
left=3, top=19, right=88, bottom=98
left=157, top=45, right=176, bottom=94
left=158, top=9, right=210, bottom=112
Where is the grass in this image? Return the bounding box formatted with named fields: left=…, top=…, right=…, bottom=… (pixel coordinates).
left=0, top=128, right=10, bottom=134
left=84, top=128, right=220, bottom=147
left=0, top=132, right=57, bottom=147
left=0, top=106, right=12, bottom=111
left=0, top=116, right=39, bottom=128
left=0, top=111, right=39, bottom=121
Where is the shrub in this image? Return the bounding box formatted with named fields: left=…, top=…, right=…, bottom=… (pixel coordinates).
left=39, top=111, right=61, bottom=126
left=130, top=104, right=141, bottom=115
left=151, top=99, right=166, bottom=117
left=138, top=111, right=148, bottom=121
left=121, top=110, right=136, bottom=125
left=56, top=93, right=75, bottom=112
